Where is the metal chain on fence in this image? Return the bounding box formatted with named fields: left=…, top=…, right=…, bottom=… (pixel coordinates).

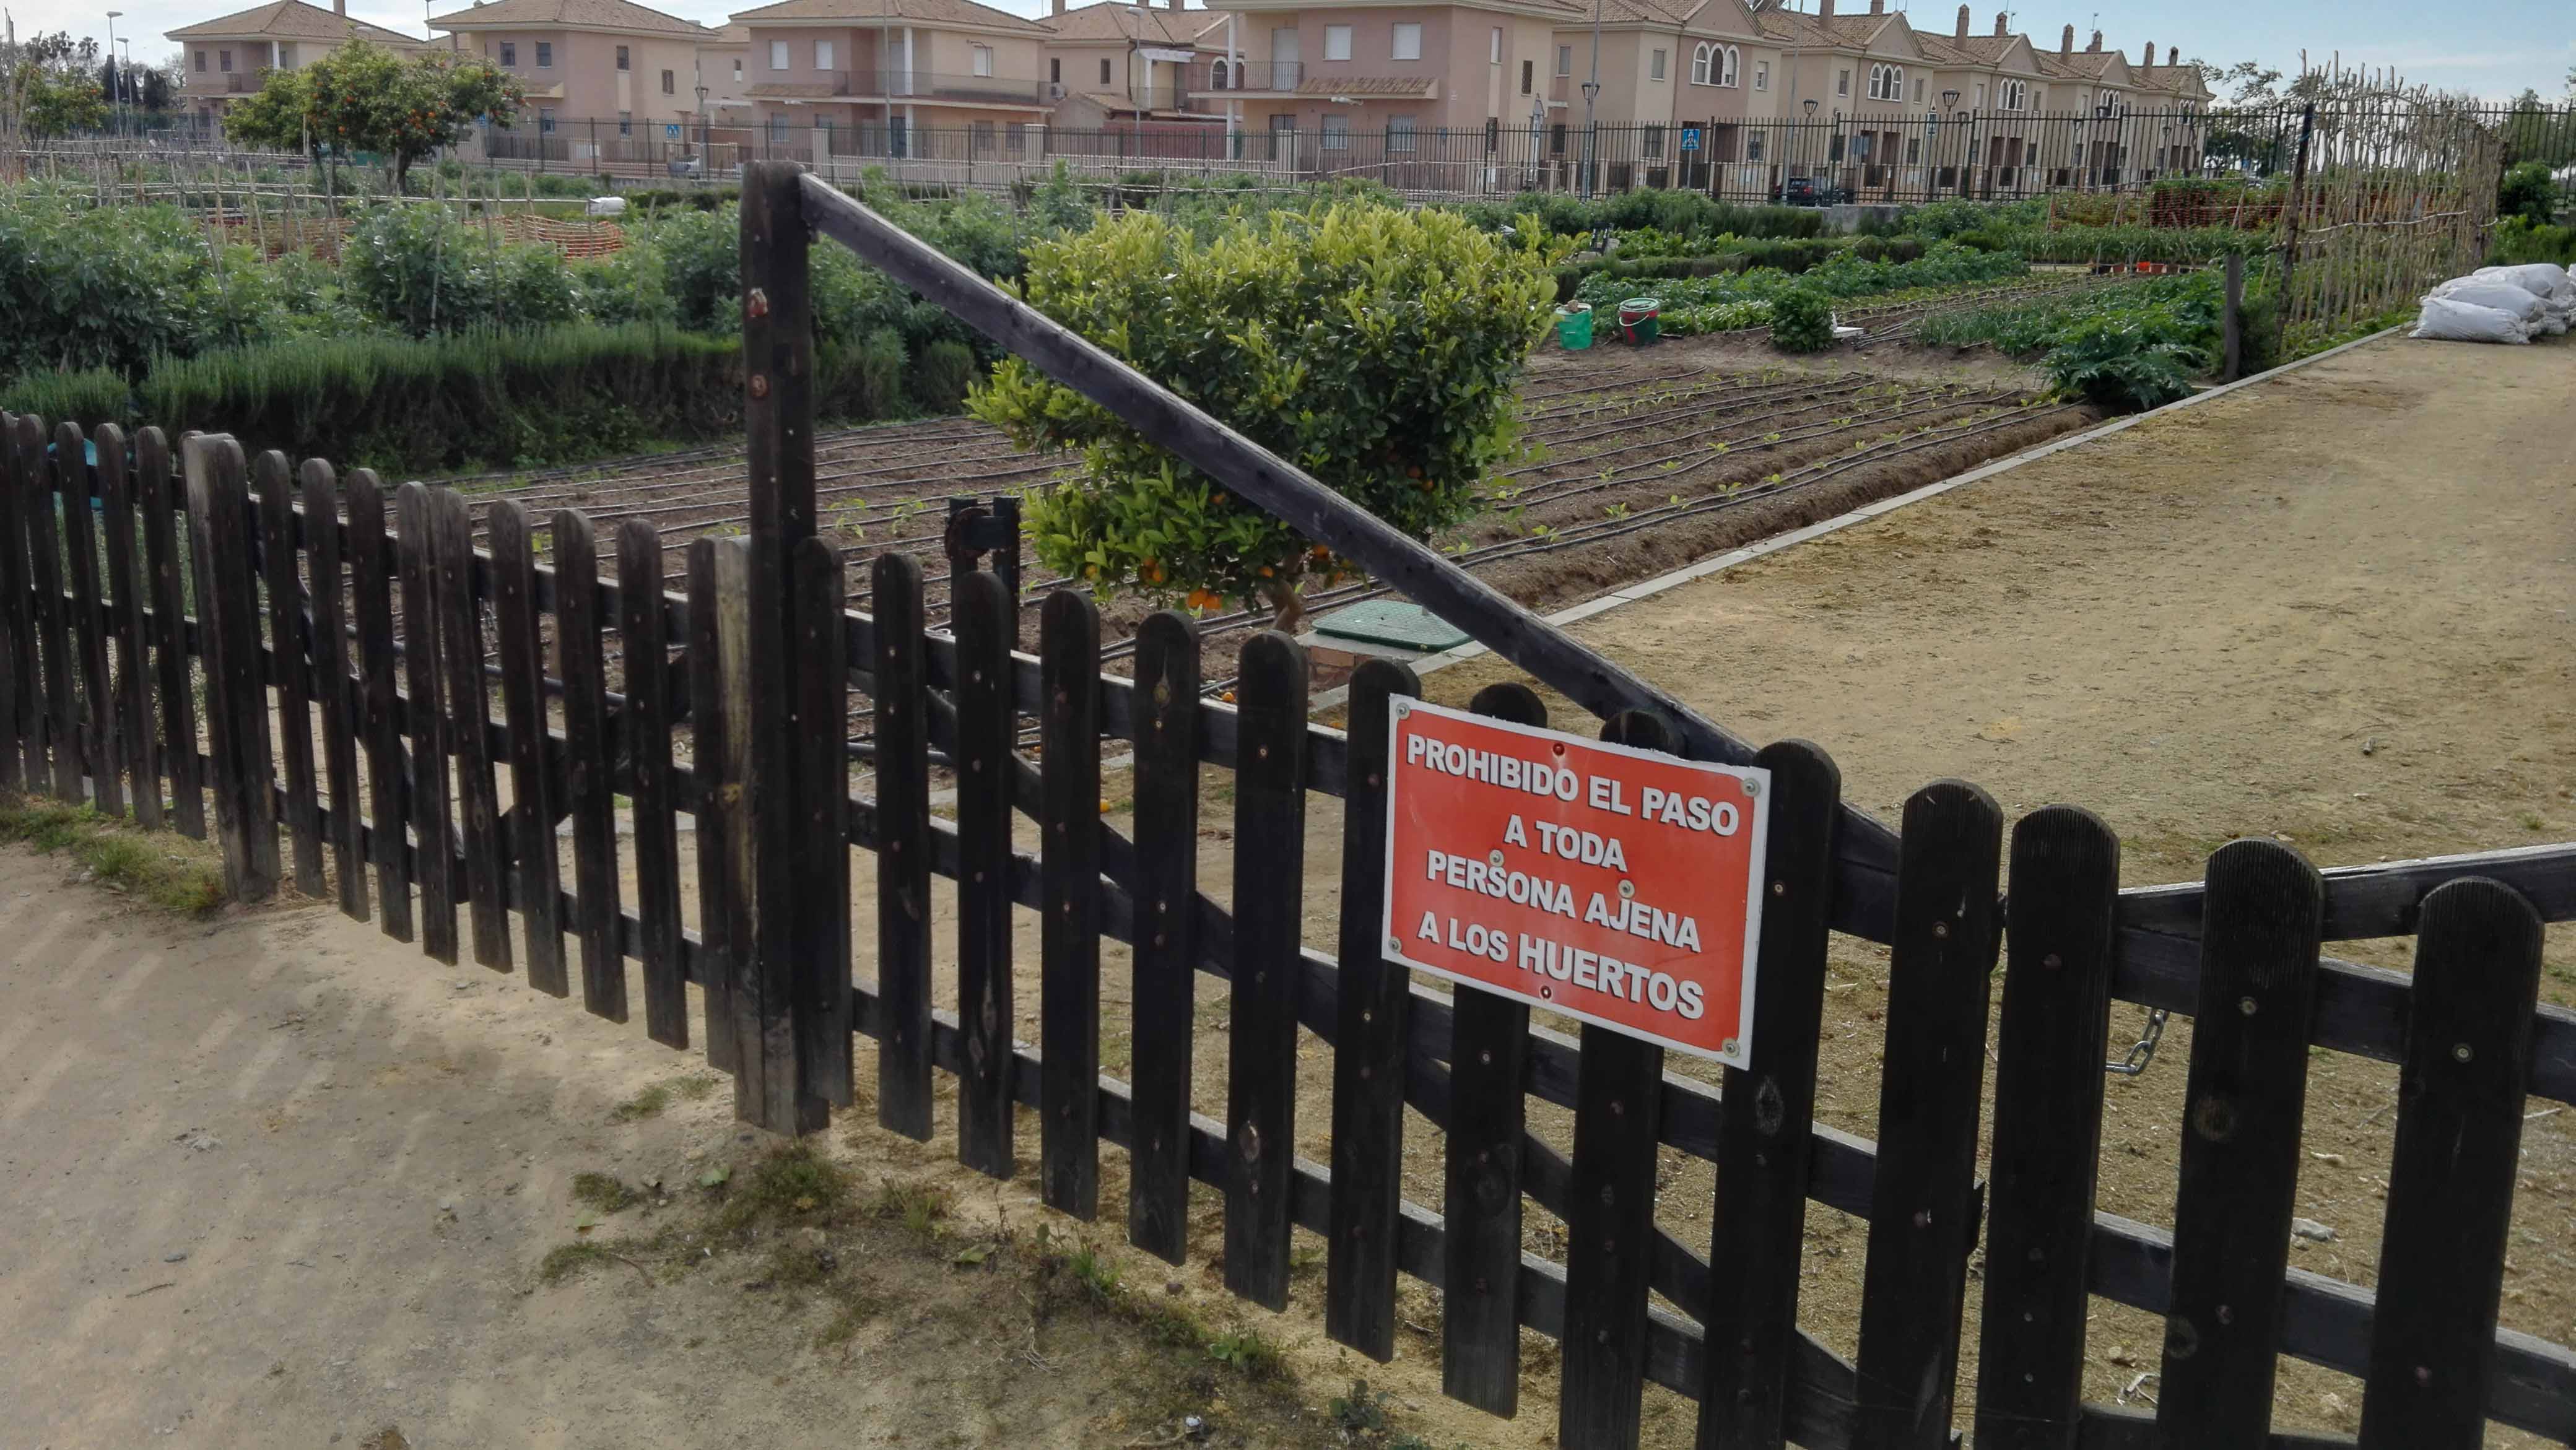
left=2107, top=1007, right=2171, bottom=1076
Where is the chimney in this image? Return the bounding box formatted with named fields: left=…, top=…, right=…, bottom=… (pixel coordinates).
left=1817, top=0, right=1833, bottom=17
left=335, top=0, right=345, bottom=12
left=2141, top=40, right=2152, bottom=66
left=1051, top=0, right=1064, bottom=14
left=2060, top=23, right=2073, bottom=54
left=2087, top=29, right=2101, bottom=52
left=1993, top=11, right=2006, bottom=35
left=1868, top=0, right=1882, bottom=15
left=1954, top=4, right=1968, bottom=38
left=2167, top=45, right=2178, bottom=66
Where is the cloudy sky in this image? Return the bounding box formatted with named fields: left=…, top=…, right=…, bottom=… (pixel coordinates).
left=17, top=0, right=2574, bottom=102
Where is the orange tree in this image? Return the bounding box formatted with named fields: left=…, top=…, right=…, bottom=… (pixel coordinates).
left=968, top=202, right=1565, bottom=634
left=225, top=41, right=520, bottom=191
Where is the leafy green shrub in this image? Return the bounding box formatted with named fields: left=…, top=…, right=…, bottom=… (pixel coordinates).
left=2498, top=162, right=2562, bottom=227
left=0, top=191, right=302, bottom=383
left=2488, top=215, right=2576, bottom=267
left=1768, top=288, right=1836, bottom=354
left=0, top=366, right=132, bottom=432
left=909, top=339, right=978, bottom=412
left=973, top=202, right=1564, bottom=631
left=2040, top=318, right=2204, bottom=412
left=1576, top=240, right=2021, bottom=310
left=341, top=203, right=494, bottom=336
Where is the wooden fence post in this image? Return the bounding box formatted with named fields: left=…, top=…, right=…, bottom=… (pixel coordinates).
left=1224, top=629, right=1308, bottom=1311
left=741, top=155, right=823, bottom=1138
left=617, top=519, right=687, bottom=1048
left=1974, top=805, right=2121, bottom=1450
left=487, top=500, right=566, bottom=996
left=255, top=449, right=323, bottom=895
left=301, top=460, right=366, bottom=922
left=346, top=471, right=411, bottom=941
left=1698, top=739, right=1842, bottom=1450
left=433, top=485, right=511, bottom=971
left=2220, top=251, right=2247, bottom=381
left=1442, top=679, right=1547, bottom=1418
left=396, top=482, right=457, bottom=962
left=871, top=549, right=933, bottom=1139
left=56, top=423, right=118, bottom=818
left=135, top=428, right=204, bottom=839
left=2156, top=838, right=2324, bottom=1446
left=1040, top=588, right=1103, bottom=1219
left=555, top=509, right=624, bottom=1021
left=1126, top=608, right=1200, bottom=1264
left=1325, top=656, right=1422, bottom=1362
left=687, top=537, right=742, bottom=1075
left=0, top=412, right=32, bottom=796
left=2358, top=877, right=2546, bottom=1449
left=1852, top=780, right=2005, bottom=1450
left=790, top=536, right=851, bottom=1110
left=26, top=417, right=77, bottom=804
left=94, top=424, right=150, bottom=824
left=182, top=433, right=279, bottom=902
left=953, top=566, right=1017, bottom=1174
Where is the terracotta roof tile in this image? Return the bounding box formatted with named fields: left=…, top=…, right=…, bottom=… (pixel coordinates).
left=731, top=0, right=1053, bottom=33
left=171, top=0, right=425, bottom=45
left=1294, top=74, right=1434, bottom=97
left=1041, top=2, right=1201, bottom=45
left=429, top=0, right=714, bottom=37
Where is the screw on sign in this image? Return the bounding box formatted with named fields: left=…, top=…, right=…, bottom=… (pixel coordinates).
left=1381, top=699, right=1770, bottom=1067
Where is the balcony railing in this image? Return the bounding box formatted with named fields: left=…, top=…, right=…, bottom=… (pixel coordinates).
left=777, top=69, right=1042, bottom=105
left=1200, top=60, right=1301, bottom=93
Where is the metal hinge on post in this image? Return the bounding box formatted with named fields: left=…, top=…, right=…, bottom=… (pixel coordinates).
left=943, top=493, right=1022, bottom=609
left=2107, top=1007, right=2170, bottom=1076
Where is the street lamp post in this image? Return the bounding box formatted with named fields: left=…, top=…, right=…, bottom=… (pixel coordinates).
left=1581, top=0, right=1601, bottom=199
left=105, top=11, right=123, bottom=138
left=1940, top=89, right=1958, bottom=194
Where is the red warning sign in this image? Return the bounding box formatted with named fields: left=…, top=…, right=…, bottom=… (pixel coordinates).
left=1380, top=699, right=1770, bottom=1066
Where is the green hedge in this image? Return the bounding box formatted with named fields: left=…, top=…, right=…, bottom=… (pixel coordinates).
left=1550, top=234, right=1930, bottom=301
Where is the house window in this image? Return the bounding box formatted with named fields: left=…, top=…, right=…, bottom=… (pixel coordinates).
left=1490, top=27, right=1502, bottom=64
left=1323, top=25, right=1352, bottom=61
left=1723, top=46, right=1738, bottom=86
left=1746, top=129, right=1765, bottom=159
left=1050, top=58, right=1061, bottom=83
left=1520, top=59, right=1533, bottom=93
left=498, top=41, right=514, bottom=67
left=1321, top=113, right=1349, bottom=149
left=815, top=40, right=833, bottom=69
left=1099, top=58, right=1111, bottom=84
left=1556, top=44, right=1570, bottom=76
left=1827, top=133, right=1843, bottom=160
left=1208, top=59, right=1224, bottom=88
left=1974, top=82, right=1986, bottom=106
left=971, top=44, right=992, bottom=77
left=1867, top=63, right=1901, bottom=100
left=661, top=69, right=675, bottom=94
left=1691, top=44, right=1711, bottom=85
left=1388, top=115, right=1416, bottom=151
left=1649, top=49, right=1665, bottom=82
left=1642, top=124, right=1664, bottom=157
left=193, top=50, right=207, bottom=71
left=616, top=45, right=629, bottom=70
left=973, top=119, right=995, bottom=151
left=1905, top=136, right=1920, bottom=162
left=2000, top=80, right=2026, bottom=110
left=1836, top=67, right=1849, bottom=96
left=768, top=40, right=788, bottom=70
left=770, top=113, right=790, bottom=142
left=618, top=111, right=632, bottom=135
left=539, top=108, right=557, bottom=132
left=536, top=41, right=552, bottom=68
left=733, top=59, right=742, bottom=80
left=1754, top=59, right=1767, bottom=90
left=1913, top=77, right=1923, bottom=102
left=1550, top=122, right=1567, bottom=154
left=1390, top=23, right=1420, bottom=61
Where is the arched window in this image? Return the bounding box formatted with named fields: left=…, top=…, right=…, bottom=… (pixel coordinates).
left=1722, top=46, right=1739, bottom=86
left=1691, top=43, right=1713, bottom=85
left=1211, top=59, right=1229, bottom=90
left=1867, top=63, right=1904, bottom=102
left=1999, top=79, right=2026, bottom=110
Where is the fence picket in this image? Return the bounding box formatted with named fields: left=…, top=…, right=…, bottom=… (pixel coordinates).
left=1558, top=708, right=1678, bottom=1450
left=95, top=424, right=155, bottom=828
left=954, top=567, right=1017, bottom=1178
left=2358, top=877, right=2546, bottom=1449
left=396, top=482, right=457, bottom=962
left=1853, top=781, right=2005, bottom=1450
left=870, top=549, right=932, bottom=1137
left=789, top=536, right=851, bottom=1109
left=57, top=423, right=118, bottom=818
left=2156, top=838, right=2325, bottom=1446
left=1698, top=738, right=1843, bottom=1450
left=1040, top=588, right=1103, bottom=1220
left=554, top=510, right=623, bottom=1021
left=686, top=537, right=741, bottom=1073
left=0, top=414, right=33, bottom=794
left=136, top=430, right=199, bottom=836
left=25, top=417, right=77, bottom=802
left=183, top=435, right=279, bottom=901
left=487, top=501, right=565, bottom=995
left=1442, top=679, right=1547, bottom=1416
left=713, top=537, right=811, bottom=1129
left=434, top=486, right=512, bottom=971
left=345, top=471, right=410, bottom=941
left=302, top=462, right=367, bottom=921
left=1325, top=656, right=1421, bottom=1362
left=1224, top=630, right=1309, bottom=1311
left=616, top=519, right=685, bottom=1048
left=255, top=450, right=323, bottom=893
left=1125, top=608, right=1199, bottom=1264
left=1974, top=805, right=2121, bottom=1450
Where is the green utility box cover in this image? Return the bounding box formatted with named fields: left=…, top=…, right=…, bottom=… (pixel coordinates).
left=1314, top=599, right=1472, bottom=653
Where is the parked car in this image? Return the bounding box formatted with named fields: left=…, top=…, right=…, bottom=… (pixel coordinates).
left=1778, top=175, right=1848, bottom=206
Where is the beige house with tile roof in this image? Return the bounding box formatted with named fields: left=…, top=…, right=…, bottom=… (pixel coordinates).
left=1199, top=0, right=1583, bottom=154
left=1039, top=0, right=1217, bottom=121
left=729, top=0, right=1051, bottom=155
left=169, top=0, right=429, bottom=122
left=432, top=0, right=727, bottom=134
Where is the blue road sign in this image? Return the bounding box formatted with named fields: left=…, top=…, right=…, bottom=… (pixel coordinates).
left=666, top=123, right=682, bottom=139
left=1681, top=126, right=1702, bottom=152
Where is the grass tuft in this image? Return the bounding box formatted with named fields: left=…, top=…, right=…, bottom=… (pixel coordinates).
left=0, top=796, right=225, bottom=914
left=570, top=1172, right=640, bottom=1213
left=536, top=1241, right=613, bottom=1285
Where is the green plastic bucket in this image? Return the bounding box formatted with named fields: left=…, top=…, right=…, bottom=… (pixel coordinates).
left=1555, top=303, right=1594, bottom=350
left=1617, top=297, right=1663, bottom=345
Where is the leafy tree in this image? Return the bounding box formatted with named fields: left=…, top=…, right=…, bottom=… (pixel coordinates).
left=224, top=42, right=521, bottom=189
left=970, top=204, right=1565, bottom=633
left=2498, top=162, right=2562, bottom=226
left=22, top=70, right=108, bottom=137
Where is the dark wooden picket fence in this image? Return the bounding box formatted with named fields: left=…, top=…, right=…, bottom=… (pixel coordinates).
left=4, top=161, right=2573, bottom=1450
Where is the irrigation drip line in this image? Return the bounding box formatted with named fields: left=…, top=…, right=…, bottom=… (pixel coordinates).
left=1502, top=378, right=1920, bottom=475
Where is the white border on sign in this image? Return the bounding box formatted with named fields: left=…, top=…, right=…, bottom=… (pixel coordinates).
left=1377, top=697, right=1772, bottom=1070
